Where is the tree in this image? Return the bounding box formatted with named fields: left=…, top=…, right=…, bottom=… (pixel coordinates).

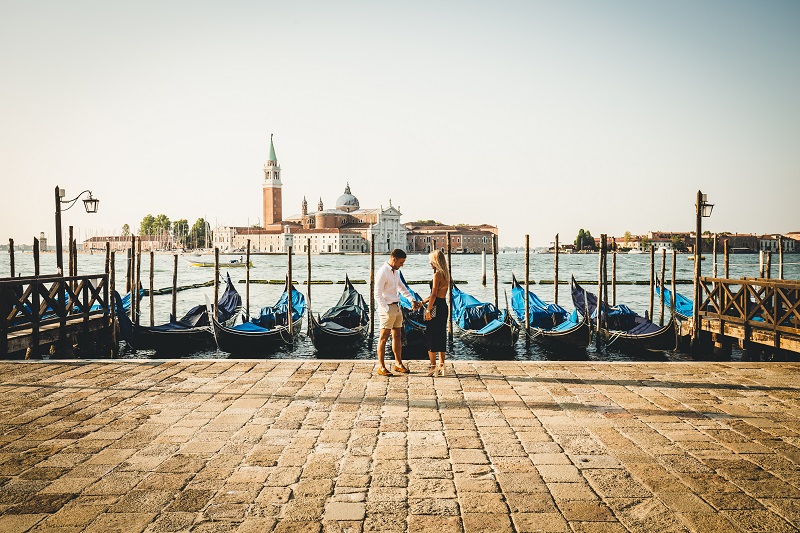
left=173, top=219, right=189, bottom=245
left=574, top=229, right=596, bottom=251
left=640, top=235, right=651, bottom=250
left=623, top=231, right=632, bottom=246
left=190, top=218, right=208, bottom=249
left=121, top=224, right=130, bottom=237
left=670, top=235, right=687, bottom=252
left=153, top=214, right=171, bottom=235
left=139, top=214, right=155, bottom=236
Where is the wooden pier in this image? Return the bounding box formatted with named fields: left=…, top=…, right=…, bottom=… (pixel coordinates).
left=0, top=273, right=111, bottom=357
left=694, top=276, right=800, bottom=354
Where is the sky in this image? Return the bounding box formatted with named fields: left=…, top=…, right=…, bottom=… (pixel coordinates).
left=1, top=0, right=798, bottom=248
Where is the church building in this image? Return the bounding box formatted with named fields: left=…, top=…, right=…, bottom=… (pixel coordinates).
left=214, top=136, right=407, bottom=254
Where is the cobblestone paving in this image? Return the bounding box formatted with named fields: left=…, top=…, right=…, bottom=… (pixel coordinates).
left=0, top=360, right=799, bottom=532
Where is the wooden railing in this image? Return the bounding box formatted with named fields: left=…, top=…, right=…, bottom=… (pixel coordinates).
left=0, top=273, right=109, bottom=355
left=698, top=277, right=800, bottom=334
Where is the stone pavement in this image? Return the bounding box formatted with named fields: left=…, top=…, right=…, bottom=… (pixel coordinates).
left=0, top=360, right=799, bottom=533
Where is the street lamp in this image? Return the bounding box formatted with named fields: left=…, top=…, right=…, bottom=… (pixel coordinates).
left=55, top=185, right=99, bottom=275
left=692, top=190, right=713, bottom=350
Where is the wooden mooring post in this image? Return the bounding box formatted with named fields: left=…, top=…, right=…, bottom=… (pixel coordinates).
left=8, top=239, right=14, bottom=278
left=723, top=239, right=730, bottom=279
left=611, top=240, right=617, bottom=306
left=287, top=241, right=293, bottom=340
left=596, top=236, right=603, bottom=350
left=671, top=249, right=677, bottom=318
left=369, top=234, right=375, bottom=345
left=246, top=239, right=252, bottom=319
left=481, top=250, right=486, bottom=286
left=765, top=251, right=772, bottom=279
left=492, top=234, right=498, bottom=308
left=171, top=254, right=178, bottom=321
left=648, top=244, right=655, bottom=321
left=778, top=236, right=784, bottom=280
left=554, top=233, right=559, bottom=305
left=68, top=226, right=74, bottom=290
left=306, top=238, right=311, bottom=311
left=524, top=234, right=530, bottom=347
left=110, top=251, right=117, bottom=357
left=33, top=238, right=40, bottom=277
left=447, top=232, right=453, bottom=344
left=214, top=248, right=219, bottom=319
left=149, top=251, right=155, bottom=326
left=135, top=239, right=142, bottom=326
left=659, top=248, right=666, bottom=326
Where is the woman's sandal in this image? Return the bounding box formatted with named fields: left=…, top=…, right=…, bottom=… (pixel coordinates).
left=427, top=365, right=437, bottom=377
left=437, top=364, right=446, bottom=377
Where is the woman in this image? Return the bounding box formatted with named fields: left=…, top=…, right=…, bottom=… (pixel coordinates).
left=421, top=250, right=450, bottom=376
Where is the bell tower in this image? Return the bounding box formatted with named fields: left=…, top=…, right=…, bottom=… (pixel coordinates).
left=262, top=134, right=282, bottom=227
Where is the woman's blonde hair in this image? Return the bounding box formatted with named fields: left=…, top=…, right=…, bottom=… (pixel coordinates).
left=429, top=250, right=450, bottom=285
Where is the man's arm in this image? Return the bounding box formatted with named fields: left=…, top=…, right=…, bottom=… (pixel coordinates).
left=375, top=266, right=389, bottom=311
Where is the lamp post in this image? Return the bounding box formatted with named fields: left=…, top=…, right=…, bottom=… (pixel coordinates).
left=54, top=186, right=99, bottom=275
left=692, top=190, right=714, bottom=350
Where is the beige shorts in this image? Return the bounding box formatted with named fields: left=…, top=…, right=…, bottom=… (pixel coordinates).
left=378, top=303, right=403, bottom=330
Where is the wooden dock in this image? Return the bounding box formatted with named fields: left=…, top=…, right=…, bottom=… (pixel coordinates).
left=0, top=273, right=111, bottom=357
left=695, top=276, right=800, bottom=354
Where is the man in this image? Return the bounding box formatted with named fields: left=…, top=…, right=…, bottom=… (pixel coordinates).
left=375, top=248, right=419, bottom=376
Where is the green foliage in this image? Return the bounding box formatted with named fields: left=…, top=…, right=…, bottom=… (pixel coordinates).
left=670, top=235, right=687, bottom=252
left=411, top=220, right=442, bottom=225
left=138, top=214, right=155, bottom=236
left=173, top=219, right=189, bottom=245
left=640, top=235, right=651, bottom=249
left=189, top=218, right=208, bottom=249
left=153, top=214, right=171, bottom=235
left=574, top=229, right=596, bottom=251
left=121, top=224, right=130, bottom=237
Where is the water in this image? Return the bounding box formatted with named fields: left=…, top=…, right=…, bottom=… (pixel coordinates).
left=3, top=250, right=798, bottom=362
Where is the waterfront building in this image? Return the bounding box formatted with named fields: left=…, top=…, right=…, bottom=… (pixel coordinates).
left=213, top=137, right=407, bottom=253
left=758, top=234, right=797, bottom=253
left=82, top=235, right=174, bottom=252
left=404, top=222, right=498, bottom=253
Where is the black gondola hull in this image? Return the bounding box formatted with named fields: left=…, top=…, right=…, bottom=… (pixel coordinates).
left=132, top=326, right=215, bottom=355
left=308, top=315, right=368, bottom=354
left=455, top=315, right=520, bottom=349
left=212, top=316, right=303, bottom=356
left=602, top=318, right=677, bottom=354
left=522, top=319, right=591, bottom=352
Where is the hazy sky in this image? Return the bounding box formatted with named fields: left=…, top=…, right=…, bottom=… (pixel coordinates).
left=2, top=0, right=798, bottom=248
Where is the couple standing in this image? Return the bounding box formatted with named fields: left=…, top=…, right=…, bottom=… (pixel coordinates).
left=374, top=249, right=450, bottom=377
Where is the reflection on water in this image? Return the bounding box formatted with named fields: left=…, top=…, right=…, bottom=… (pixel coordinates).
left=4, top=250, right=798, bottom=362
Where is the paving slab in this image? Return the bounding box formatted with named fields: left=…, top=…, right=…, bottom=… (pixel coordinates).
left=0, top=359, right=799, bottom=532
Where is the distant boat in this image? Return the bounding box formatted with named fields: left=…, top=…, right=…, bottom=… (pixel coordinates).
left=627, top=250, right=643, bottom=254
left=687, top=256, right=706, bottom=261
left=190, top=258, right=253, bottom=268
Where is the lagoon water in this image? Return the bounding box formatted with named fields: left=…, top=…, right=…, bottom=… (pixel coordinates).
left=3, top=250, right=798, bottom=362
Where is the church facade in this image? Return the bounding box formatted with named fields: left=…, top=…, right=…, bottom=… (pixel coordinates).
left=213, top=136, right=408, bottom=254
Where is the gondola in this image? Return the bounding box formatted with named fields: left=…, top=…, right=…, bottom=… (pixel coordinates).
left=571, top=276, right=676, bottom=353
left=451, top=284, right=519, bottom=349
left=510, top=275, right=590, bottom=352
left=308, top=276, right=369, bottom=354
left=397, top=270, right=427, bottom=355
left=655, top=279, right=692, bottom=322
left=115, top=274, right=240, bottom=354
left=212, top=278, right=305, bottom=356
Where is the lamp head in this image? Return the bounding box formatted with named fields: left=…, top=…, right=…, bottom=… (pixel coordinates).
left=83, top=193, right=99, bottom=214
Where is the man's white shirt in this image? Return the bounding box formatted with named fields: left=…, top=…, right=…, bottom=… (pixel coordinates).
left=375, top=262, right=415, bottom=313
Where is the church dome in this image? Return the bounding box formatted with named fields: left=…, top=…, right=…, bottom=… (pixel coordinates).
left=335, top=183, right=360, bottom=213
